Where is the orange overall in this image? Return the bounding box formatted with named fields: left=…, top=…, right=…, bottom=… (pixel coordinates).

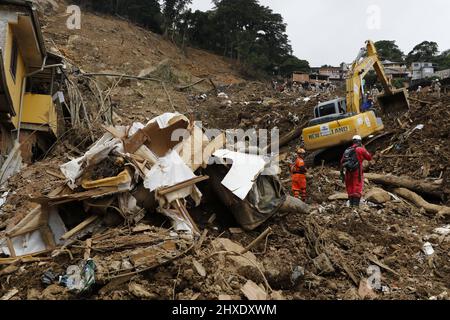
left=291, top=157, right=307, bottom=201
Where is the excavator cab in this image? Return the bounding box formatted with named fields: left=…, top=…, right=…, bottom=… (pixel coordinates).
left=309, top=98, right=349, bottom=127
left=377, top=88, right=410, bottom=114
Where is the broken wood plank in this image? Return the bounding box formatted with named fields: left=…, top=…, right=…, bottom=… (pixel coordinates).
left=208, top=78, right=218, bottom=94
left=341, top=261, right=359, bottom=286
left=201, top=134, right=226, bottom=170
left=328, top=192, right=349, bottom=201
left=157, top=176, right=209, bottom=196
left=174, top=200, right=200, bottom=235
left=0, top=288, right=19, bottom=300
left=366, top=253, right=400, bottom=276
left=32, top=187, right=122, bottom=206
left=46, top=170, right=66, bottom=180
left=61, top=215, right=99, bottom=240
left=0, top=256, right=52, bottom=266
left=207, top=213, right=216, bottom=224
left=99, top=275, right=133, bottom=295
left=0, top=264, right=18, bottom=276
left=102, top=125, right=126, bottom=139
left=409, top=97, right=432, bottom=105
left=380, top=145, right=394, bottom=155
left=241, top=227, right=272, bottom=255
left=195, top=229, right=208, bottom=252
left=192, top=259, right=206, bottom=277
left=364, top=132, right=394, bottom=147
left=336, top=252, right=359, bottom=286
left=241, top=280, right=267, bottom=300
left=176, top=78, right=206, bottom=91
left=84, top=238, right=92, bottom=260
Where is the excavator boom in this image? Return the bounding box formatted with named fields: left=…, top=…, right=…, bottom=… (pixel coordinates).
left=347, top=40, right=409, bottom=114
left=301, top=40, right=410, bottom=161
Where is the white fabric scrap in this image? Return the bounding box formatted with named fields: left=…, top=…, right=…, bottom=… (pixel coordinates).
left=158, top=208, right=193, bottom=234
left=148, top=112, right=186, bottom=129
left=0, top=142, right=22, bottom=186
left=11, top=230, right=47, bottom=257
left=213, top=149, right=267, bottom=200
left=434, top=225, right=450, bottom=236
left=0, top=239, right=9, bottom=256
left=127, top=122, right=145, bottom=137
left=144, top=150, right=196, bottom=191
left=0, top=191, right=8, bottom=210
left=118, top=193, right=142, bottom=216
left=60, top=133, right=124, bottom=189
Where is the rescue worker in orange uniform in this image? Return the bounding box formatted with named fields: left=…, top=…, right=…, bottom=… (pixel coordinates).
left=291, top=148, right=307, bottom=201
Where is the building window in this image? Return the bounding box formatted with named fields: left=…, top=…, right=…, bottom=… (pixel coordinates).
left=10, top=38, right=18, bottom=81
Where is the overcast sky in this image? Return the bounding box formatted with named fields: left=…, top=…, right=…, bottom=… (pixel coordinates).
left=189, top=0, right=450, bottom=66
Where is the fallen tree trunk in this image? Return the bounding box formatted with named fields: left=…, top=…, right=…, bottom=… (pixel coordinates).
left=393, top=188, right=450, bottom=216
left=364, top=173, right=446, bottom=198
left=279, top=195, right=311, bottom=214
left=330, top=171, right=446, bottom=198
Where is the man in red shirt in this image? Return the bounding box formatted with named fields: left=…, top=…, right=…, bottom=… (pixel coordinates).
left=341, top=135, right=373, bottom=207
left=291, top=148, right=307, bottom=201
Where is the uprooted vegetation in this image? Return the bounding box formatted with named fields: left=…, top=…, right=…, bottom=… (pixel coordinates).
left=1, top=2, right=450, bottom=301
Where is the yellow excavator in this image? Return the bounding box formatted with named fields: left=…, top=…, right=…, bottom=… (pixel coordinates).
left=302, top=40, right=409, bottom=164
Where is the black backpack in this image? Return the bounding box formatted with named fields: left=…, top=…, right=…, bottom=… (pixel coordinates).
left=342, top=146, right=360, bottom=172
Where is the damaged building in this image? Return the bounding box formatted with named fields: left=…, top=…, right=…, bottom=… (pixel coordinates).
left=0, top=0, right=64, bottom=166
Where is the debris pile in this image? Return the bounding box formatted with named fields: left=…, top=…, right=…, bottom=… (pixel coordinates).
left=0, top=110, right=311, bottom=300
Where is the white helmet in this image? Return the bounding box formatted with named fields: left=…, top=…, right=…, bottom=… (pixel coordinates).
left=352, top=135, right=362, bottom=141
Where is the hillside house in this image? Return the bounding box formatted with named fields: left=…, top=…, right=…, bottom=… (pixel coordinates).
left=0, top=0, right=64, bottom=164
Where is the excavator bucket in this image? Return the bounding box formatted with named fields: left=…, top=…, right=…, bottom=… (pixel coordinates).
left=377, top=88, right=410, bottom=114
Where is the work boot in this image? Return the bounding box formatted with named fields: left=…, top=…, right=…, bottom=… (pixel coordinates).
left=354, top=197, right=361, bottom=207
left=348, top=197, right=354, bottom=207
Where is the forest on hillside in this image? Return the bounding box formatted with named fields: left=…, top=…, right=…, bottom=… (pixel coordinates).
left=74, top=0, right=450, bottom=77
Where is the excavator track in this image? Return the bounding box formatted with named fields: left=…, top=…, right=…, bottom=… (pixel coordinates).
left=305, top=149, right=326, bottom=167
left=305, top=145, right=349, bottom=167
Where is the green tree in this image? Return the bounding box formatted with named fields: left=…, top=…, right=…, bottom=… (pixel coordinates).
left=162, top=0, right=192, bottom=39
left=432, top=49, right=450, bottom=71
left=204, top=0, right=303, bottom=77
left=406, top=41, right=439, bottom=64
left=280, top=56, right=310, bottom=76
left=374, top=40, right=404, bottom=62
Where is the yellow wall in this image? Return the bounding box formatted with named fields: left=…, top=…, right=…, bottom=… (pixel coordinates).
left=4, top=24, right=26, bottom=129
left=21, top=93, right=57, bottom=134
left=3, top=24, right=57, bottom=135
